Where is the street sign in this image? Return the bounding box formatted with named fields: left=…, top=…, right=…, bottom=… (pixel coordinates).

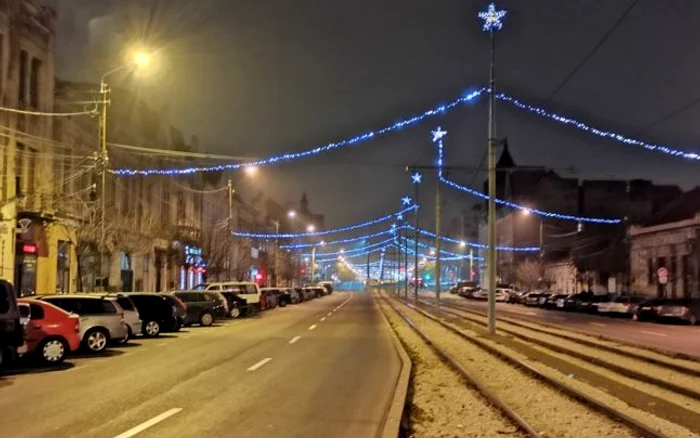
left=657, top=267, right=668, bottom=285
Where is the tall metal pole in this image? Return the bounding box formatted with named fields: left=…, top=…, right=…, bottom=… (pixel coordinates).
left=435, top=173, right=442, bottom=308
left=311, top=246, right=316, bottom=283
left=227, top=179, right=234, bottom=281
left=273, top=220, right=280, bottom=287
left=414, top=184, right=419, bottom=301
left=98, top=79, right=109, bottom=290
left=487, top=29, right=498, bottom=335
left=366, top=250, right=370, bottom=280
left=470, top=248, right=475, bottom=281
left=403, top=233, right=408, bottom=298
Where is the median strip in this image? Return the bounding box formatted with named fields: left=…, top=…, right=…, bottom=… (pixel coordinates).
left=113, top=408, right=182, bottom=438
left=247, top=357, right=272, bottom=371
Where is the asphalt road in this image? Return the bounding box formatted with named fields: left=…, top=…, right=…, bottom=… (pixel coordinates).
left=0, top=291, right=401, bottom=438
left=416, top=290, right=700, bottom=358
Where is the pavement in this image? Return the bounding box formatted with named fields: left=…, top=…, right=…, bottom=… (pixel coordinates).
left=0, top=291, right=402, bottom=438
left=416, top=290, right=700, bottom=358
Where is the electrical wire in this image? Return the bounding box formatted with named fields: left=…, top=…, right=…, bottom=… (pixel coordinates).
left=0, top=106, right=97, bottom=117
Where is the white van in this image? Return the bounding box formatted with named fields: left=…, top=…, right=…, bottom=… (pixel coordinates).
left=204, top=282, right=261, bottom=315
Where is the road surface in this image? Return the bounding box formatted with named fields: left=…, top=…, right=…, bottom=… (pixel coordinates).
left=417, top=290, right=700, bottom=358
left=0, top=291, right=401, bottom=438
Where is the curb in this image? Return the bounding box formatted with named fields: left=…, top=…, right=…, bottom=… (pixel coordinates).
left=374, top=290, right=412, bottom=438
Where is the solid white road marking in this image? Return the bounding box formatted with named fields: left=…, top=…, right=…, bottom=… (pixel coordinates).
left=320, top=317, right=326, bottom=322
left=590, top=322, right=608, bottom=327
left=642, top=331, right=667, bottom=337
left=247, top=358, right=273, bottom=371
left=64, top=365, right=87, bottom=373
left=289, top=336, right=301, bottom=344
left=308, top=324, right=317, bottom=330
left=113, top=408, right=182, bottom=438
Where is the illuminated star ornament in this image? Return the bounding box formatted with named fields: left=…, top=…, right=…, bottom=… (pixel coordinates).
left=431, top=127, right=447, bottom=143
left=411, top=172, right=423, bottom=185
left=390, top=223, right=398, bottom=233
left=478, top=3, right=507, bottom=32
left=401, top=196, right=413, bottom=206
left=396, top=213, right=404, bottom=221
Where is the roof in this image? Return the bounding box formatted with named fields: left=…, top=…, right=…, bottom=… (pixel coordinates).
left=647, top=187, right=700, bottom=225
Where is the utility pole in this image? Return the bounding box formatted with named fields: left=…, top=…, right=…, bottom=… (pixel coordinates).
left=366, top=251, right=370, bottom=281
left=414, top=178, right=420, bottom=301
left=98, top=79, right=109, bottom=290
left=470, top=248, right=475, bottom=281
left=272, top=220, right=280, bottom=287
left=311, top=245, right=316, bottom=283
left=404, top=233, right=409, bottom=298
left=227, top=179, right=234, bottom=281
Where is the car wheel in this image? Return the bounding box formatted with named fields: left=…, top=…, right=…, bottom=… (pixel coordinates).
left=118, top=327, right=131, bottom=344
left=279, top=299, right=287, bottom=308
left=39, top=338, right=67, bottom=365
left=143, top=320, right=161, bottom=337
left=83, top=329, right=108, bottom=353
left=229, top=307, right=241, bottom=319
left=199, top=312, right=214, bottom=327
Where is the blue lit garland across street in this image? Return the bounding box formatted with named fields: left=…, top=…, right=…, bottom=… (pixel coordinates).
left=403, top=224, right=539, bottom=252
left=281, top=227, right=400, bottom=249
left=233, top=204, right=416, bottom=239
left=397, top=244, right=471, bottom=262
left=315, top=246, right=390, bottom=263
left=301, top=237, right=395, bottom=257
left=400, top=236, right=485, bottom=260
left=113, top=83, right=700, bottom=177
left=432, top=127, right=623, bottom=225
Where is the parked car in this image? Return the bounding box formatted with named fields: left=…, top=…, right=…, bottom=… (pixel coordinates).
left=409, top=278, right=426, bottom=288
left=524, top=291, right=546, bottom=306
left=597, top=295, right=646, bottom=317
left=471, top=289, right=488, bottom=300
left=205, top=291, right=230, bottom=318
left=634, top=298, right=667, bottom=322
left=495, top=288, right=512, bottom=302
left=558, top=294, right=579, bottom=311
left=260, top=288, right=279, bottom=310
left=285, top=288, right=301, bottom=304
left=17, top=298, right=80, bottom=365
left=219, top=291, right=247, bottom=318
left=590, top=294, right=612, bottom=313
left=204, top=282, right=262, bottom=316
left=310, top=287, right=327, bottom=298
left=544, top=293, right=569, bottom=309
left=265, top=288, right=295, bottom=307
left=126, top=293, right=183, bottom=337
left=0, top=280, right=23, bottom=370
left=98, top=294, right=142, bottom=342
left=318, top=281, right=334, bottom=295
left=301, top=287, right=317, bottom=301
left=654, top=299, right=700, bottom=325
left=173, top=292, right=224, bottom=326
left=294, top=288, right=307, bottom=303
left=508, top=290, right=529, bottom=304
left=38, top=295, right=128, bottom=353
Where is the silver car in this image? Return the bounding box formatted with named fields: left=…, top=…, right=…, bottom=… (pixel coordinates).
left=38, top=295, right=129, bottom=353
left=106, top=294, right=142, bottom=341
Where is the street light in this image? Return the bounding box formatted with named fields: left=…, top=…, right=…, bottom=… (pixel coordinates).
left=307, top=224, right=315, bottom=233
left=97, top=47, right=154, bottom=289
left=288, top=210, right=296, bottom=219
left=244, top=165, right=258, bottom=176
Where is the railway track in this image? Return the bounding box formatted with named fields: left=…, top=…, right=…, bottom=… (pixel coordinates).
left=376, top=291, right=679, bottom=438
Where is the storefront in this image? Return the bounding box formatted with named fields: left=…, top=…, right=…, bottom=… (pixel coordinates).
left=179, top=245, right=206, bottom=290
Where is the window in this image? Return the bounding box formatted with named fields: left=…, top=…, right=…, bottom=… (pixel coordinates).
left=647, top=258, right=654, bottom=285
left=15, top=142, right=25, bottom=196
left=121, top=179, right=130, bottom=214
left=162, top=191, right=171, bottom=225
left=77, top=298, right=116, bottom=315
left=177, top=191, right=185, bottom=221
left=0, top=34, right=4, bottom=95
left=121, top=252, right=132, bottom=271
left=29, top=303, right=45, bottom=320
left=18, top=50, right=27, bottom=105
left=30, top=58, right=42, bottom=108
left=116, top=297, right=135, bottom=312
left=27, top=147, right=37, bottom=197
left=0, top=284, right=10, bottom=313
left=56, top=240, right=71, bottom=293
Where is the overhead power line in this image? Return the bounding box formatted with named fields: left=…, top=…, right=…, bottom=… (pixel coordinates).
left=545, top=0, right=639, bottom=103
left=108, top=142, right=255, bottom=162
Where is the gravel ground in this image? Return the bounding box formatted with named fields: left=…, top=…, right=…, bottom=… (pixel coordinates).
left=440, top=296, right=700, bottom=373
left=390, top=297, right=642, bottom=438
left=440, top=304, right=700, bottom=413
left=472, top=329, right=700, bottom=438
left=375, top=295, right=524, bottom=438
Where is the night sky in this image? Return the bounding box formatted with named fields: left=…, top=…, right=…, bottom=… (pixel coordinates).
left=52, top=0, right=700, bottom=228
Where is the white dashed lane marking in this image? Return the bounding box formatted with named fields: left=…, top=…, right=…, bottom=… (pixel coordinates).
left=320, top=317, right=326, bottom=322
left=308, top=324, right=317, bottom=331
left=113, top=408, right=183, bottom=438
left=247, top=358, right=273, bottom=371
left=641, top=330, right=667, bottom=337
left=289, top=336, right=301, bottom=344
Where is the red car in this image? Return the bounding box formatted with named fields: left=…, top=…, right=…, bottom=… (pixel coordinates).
left=18, top=298, right=81, bottom=365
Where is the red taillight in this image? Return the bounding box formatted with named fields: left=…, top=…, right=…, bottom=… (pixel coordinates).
left=72, top=316, right=80, bottom=332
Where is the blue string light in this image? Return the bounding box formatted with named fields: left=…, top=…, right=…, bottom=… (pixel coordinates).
left=401, top=236, right=485, bottom=260
left=401, top=196, right=413, bottom=206
left=404, top=225, right=540, bottom=252
left=398, top=244, right=473, bottom=262
left=281, top=227, right=401, bottom=249
left=113, top=89, right=486, bottom=176
left=315, top=246, right=389, bottom=263
left=432, top=126, right=623, bottom=225
left=233, top=204, right=417, bottom=239
left=302, top=238, right=395, bottom=257
left=495, top=93, right=700, bottom=162
left=478, top=3, right=508, bottom=32
left=411, top=172, right=423, bottom=185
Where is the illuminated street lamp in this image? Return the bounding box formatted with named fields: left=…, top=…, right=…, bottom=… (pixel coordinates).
left=244, top=165, right=258, bottom=176
left=288, top=210, right=297, bottom=219
left=307, top=224, right=316, bottom=233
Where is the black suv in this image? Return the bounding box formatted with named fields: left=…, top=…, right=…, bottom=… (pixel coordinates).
left=0, top=281, right=22, bottom=371
left=219, top=291, right=247, bottom=318
left=174, top=292, right=225, bottom=326
left=125, top=293, right=182, bottom=337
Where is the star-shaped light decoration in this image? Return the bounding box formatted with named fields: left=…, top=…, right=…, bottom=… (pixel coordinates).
left=411, top=172, right=423, bottom=185
left=390, top=223, right=398, bottom=234
left=478, top=3, right=507, bottom=32
left=431, top=127, right=447, bottom=143
left=396, top=213, right=404, bottom=221
left=401, top=196, right=413, bottom=206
